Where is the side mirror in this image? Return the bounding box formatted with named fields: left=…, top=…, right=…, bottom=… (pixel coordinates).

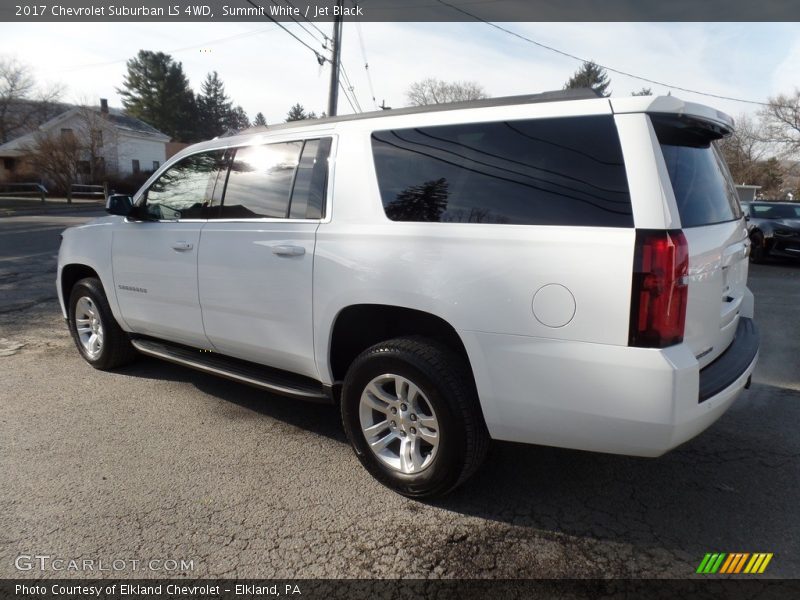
left=106, top=194, right=133, bottom=217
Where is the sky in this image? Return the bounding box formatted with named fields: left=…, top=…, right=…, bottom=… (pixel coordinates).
left=1, top=21, right=798, bottom=126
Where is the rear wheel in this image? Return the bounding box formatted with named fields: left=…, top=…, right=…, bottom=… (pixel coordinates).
left=68, top=277, right=137, bottom=369
left=341, top=337, right=489, bottom=498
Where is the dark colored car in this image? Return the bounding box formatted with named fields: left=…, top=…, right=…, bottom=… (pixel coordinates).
left=743, top=201, right=800, bottom=262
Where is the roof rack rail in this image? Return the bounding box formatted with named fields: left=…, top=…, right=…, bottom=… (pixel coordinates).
left=245, top=88, right=603, bottom=133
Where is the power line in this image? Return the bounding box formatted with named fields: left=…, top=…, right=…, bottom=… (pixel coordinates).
left=434, top=0, right=772, bottom=108
left=282, top=0, right=330, bottom=43
left=268, top=0, right=328, bottom=49
left=245, top=0, right=328, bottom=65
left=354, top=15, right=379, bottom=110
left=339, top=63, right=363, bottom=112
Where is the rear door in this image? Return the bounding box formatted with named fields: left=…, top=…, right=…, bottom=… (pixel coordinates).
left=198, top=138, right=332, bottom=380
left=652, top=115, right=749, bottom=367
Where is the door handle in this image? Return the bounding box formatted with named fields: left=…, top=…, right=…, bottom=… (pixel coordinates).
left=171, top=241, right=193, bottom=251
left=271, top=245, right=306, bottom=257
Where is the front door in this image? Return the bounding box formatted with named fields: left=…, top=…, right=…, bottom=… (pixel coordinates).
left=112, top=150, right=226, bottom=348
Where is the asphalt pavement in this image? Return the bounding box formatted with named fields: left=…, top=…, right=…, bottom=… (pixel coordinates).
left=1, top=211, right=798, bottom=579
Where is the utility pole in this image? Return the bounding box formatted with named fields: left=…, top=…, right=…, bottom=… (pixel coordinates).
left=327, top=0, right=343, bottom=117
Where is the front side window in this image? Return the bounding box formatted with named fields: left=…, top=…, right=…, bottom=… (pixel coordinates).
left=221, top=142, right=302, bottom=218
left=144, top=150, right=225, bottom=220
left=371, top=116, right=632, bottom=226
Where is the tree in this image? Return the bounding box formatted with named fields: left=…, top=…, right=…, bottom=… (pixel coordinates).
left=718, top=114, right=770, bottom=184
left=564, top=61, right=611, bottom=97
left=117, top=50, right=197, bottom=142
left=286, top=103, right=314, bottom=122
left=252, top=112, right=267, bottom=127
left=632, top=87, right=653, bottom=96
left=406, top=78, right=488, bottom=106
left=760, top=89, right=800, bottom=158
left=385, top=178, right=449, bottom=221
left=196, top=71, right=233, bottom=138
left=22, top=128, right=81, bottom=202
left=226, top=105, right=250, bottom=132
left=0, top=56, right=63, bottom=144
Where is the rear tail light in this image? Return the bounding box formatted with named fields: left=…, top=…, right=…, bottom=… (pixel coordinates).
left=629, top=229, right=689, bottom=348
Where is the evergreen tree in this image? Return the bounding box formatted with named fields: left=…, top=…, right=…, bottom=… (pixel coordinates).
left=632, top=87, right=653, bottom=96
left=286, top=103, right=308, bottom=122
left=225, top=105, right=250, bottom=132
left=197, top=71, right=234, bottom=138
left=117, top=50, right=197, bottom=141
left=564, top=61, right=611, bottom=97
left=252, top=112, right=267, bottom=127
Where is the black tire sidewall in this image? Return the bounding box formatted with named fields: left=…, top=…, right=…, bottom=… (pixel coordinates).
left=68, top=278, right=115, bottom=367
left=341, top=348, right=469, bottom=497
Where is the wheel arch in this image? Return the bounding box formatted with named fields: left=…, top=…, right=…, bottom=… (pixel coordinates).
left=327, top=304, right=474, bottom=386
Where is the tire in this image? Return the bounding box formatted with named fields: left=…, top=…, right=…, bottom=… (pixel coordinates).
left=750, top=232, right=767, bottom=264
left=341, top=336, right=489, bottom=498
left=67, top=277, right=137, bottom=370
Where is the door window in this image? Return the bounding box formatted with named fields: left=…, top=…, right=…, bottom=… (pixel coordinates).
left=144, top=150, right=226, bottom=220
left=289, top=138, right=332, bottom=219
left=221, top=142, right=302, bottom=218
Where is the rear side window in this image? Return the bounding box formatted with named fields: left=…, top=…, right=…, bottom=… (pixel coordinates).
left=652, top=115, right=742, bottom=228
left=371, top=116, right=632, bottom=226
left=289, top=138, right=332, bottom=219
left=221, top=141, right=302, bottom=218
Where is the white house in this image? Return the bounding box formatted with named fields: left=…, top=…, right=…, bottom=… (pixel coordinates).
left=0, top=99, right=170, bottom=183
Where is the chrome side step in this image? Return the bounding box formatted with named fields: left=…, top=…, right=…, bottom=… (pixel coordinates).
left=131, top=338, right=330, bottom=402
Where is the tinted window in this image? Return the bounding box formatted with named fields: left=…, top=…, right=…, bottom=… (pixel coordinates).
left=289, top=138, right=332, bottom=219
left=750, top=203, right=800, bottom=219
left=145, top=150, right=225, bottom=220
left=221, top=142, right=302, bottom=218
left=652, top=115, right=742, bottom=228
left=371, top=116, right=632, bottom=226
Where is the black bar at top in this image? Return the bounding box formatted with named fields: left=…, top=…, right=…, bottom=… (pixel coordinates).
left=2, top=0, right=800, bottom=22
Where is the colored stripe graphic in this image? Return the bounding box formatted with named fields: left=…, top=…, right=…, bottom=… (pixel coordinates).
left=698, top=552, right=773, bottom=574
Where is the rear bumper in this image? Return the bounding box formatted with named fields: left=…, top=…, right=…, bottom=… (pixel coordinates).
left=462, top=320, right=759, bottom=457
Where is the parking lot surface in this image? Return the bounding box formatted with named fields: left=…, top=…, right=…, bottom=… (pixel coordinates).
left=1, top=212, right=798, bottom=578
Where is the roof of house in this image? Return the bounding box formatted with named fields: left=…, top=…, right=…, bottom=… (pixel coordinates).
left=0, top=104, right=170, bottom=156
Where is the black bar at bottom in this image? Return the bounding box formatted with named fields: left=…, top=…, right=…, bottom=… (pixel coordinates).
left=3, top=579, right=800, bottom=600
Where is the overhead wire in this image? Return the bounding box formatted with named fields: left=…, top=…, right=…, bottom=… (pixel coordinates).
left=354, top=12, right=379, bottom=110
left=434, top=0, right=772, bottom=107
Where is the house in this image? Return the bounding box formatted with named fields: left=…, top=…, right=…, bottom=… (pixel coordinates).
left=735, top=184, right=762, bottom=204
left=0, top=99, right=170, bottom=184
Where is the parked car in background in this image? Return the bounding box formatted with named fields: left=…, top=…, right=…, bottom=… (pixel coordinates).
left=743, top=201, right=800, bottom=262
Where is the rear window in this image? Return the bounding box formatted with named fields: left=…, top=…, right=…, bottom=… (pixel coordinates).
left=371, top=116, right=632, bottom=227
left=652, top=115, right=742, bottom=228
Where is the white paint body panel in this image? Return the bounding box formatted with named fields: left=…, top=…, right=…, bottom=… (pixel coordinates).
left=198, top=221, right=319, bottom=379
left=57, top=95, right=758, bottom=458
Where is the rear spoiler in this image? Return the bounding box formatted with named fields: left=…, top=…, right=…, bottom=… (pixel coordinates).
left=610, top=96, right=734, bottom=135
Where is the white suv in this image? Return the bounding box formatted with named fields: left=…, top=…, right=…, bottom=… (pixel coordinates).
left=57, top=90, right=760, bottom=497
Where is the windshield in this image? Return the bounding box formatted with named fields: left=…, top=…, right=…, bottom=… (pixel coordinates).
left=749, top=203, right=800, bottom=219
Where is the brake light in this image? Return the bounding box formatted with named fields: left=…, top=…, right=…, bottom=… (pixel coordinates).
left=629, top=229, right=689, bottom=348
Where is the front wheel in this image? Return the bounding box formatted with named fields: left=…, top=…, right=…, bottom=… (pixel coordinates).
left=68, top=277, right=137, bottom=370
left=341, top=337, right=489, bottom=498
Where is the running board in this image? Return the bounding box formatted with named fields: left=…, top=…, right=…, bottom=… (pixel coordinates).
left=131, top=338, right=330, bottom=402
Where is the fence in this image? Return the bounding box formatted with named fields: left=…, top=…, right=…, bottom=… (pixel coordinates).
left=0, top=182, right=48, bottom=202
left=70, top=183, right=106, bottom=198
